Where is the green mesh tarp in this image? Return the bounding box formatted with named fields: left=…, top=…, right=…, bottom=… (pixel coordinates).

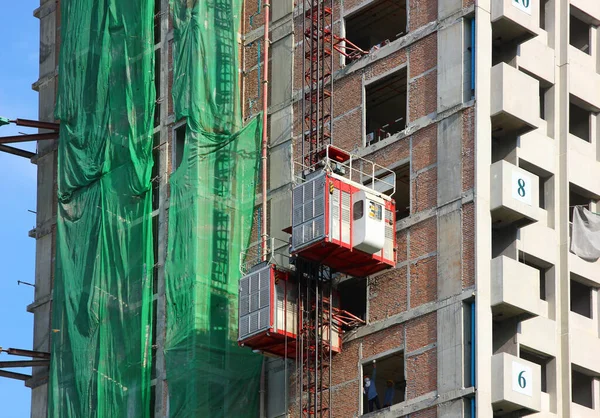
left=49, top=0, right=155, bottom=416
left=165, top=0, right=263, bottom=416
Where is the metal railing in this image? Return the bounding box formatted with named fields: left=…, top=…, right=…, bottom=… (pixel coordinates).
left=295, top=145, right=396, bottom=198
left=239, top=236, right=290, bottom=276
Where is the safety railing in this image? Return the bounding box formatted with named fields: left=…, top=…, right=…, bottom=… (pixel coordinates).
left=295, top=145, right=396, bottom=198
left=239, top=236, right=290, bottom=276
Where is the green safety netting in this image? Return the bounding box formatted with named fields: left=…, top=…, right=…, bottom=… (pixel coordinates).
left=165, top=0, right=263, bottom=416
left=49, top=0, right=155, bottom=416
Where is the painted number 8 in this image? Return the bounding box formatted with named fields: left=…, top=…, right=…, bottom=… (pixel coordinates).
left=517, top=178, right=526, bottom=197
left=518, top=371, right=527, bottom=388
left=515, top=0, right=530, bottom=7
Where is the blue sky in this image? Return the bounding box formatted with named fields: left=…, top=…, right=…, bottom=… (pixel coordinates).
left=0, top=1, right=43, bottom=416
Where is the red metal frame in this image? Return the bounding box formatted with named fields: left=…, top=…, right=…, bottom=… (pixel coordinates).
left=239, top=265, right=362, bottom=359
left=298, top=1, right=369, bottom=416
left=293, top=173, right=396, bottom=277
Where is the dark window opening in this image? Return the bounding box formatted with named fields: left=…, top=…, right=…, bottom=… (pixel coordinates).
left=394, top=165, right=410, bottom=221
left=572, top=368, right=594, bottom=408
left=338, top=278, right=367, bottom=329
left=154, top=51, right=161, bottom=128
left=362, top=352, right=405, bottom=414
left=152, top=215, right=159, bottom=292
left=571, top=276, right=593, bottom=318
left=570, top=13, right=591, bottom=54
left=151, top=298, right=158, bottom=380
left=540, top=86, right=549, bottom=121
left=372, top=164, right=410, bottom=221
left=465, top=18, right=475, bottom=96
left=538, top=176, right=548, bottom=210
left=353, top=200, right=364, bottom=221
left=540, top=0, right=549, bottom=31
left=154, top=0, right=161, bottom=45
left=569, top=185, right=593, bottom=224
left=152, top=132, right=160, bottom=211
left=366, top=68, right=407, bottom=146
left=569, top=101, right=591, bottom=142
left=519, top=252, right=549, bottom=301
left=345, top=0, right=407, bottom=56
left=150, top=385, right=156, bottom=418
left=173, top=123, right=186, bottom=172
left=520, top=348, right=551, bottom=393
left=463, top=302, right=474, bottom=387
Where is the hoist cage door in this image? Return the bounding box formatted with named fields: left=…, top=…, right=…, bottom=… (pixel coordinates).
left=238, top=265, right=272, bottom=341
left=238, top=265, right=299, bottom=358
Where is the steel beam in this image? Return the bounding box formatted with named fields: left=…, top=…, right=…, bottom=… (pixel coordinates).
left=0, top=132, right=58, bottom=144
left=0, top=360, right=49, bottom=368
left=0, top=348, right=51, bottom=359
left=11, top=118, right=60, bottom=131
left=0, top=144, right=35, bottom=159
left=0, top=370, right=31, bottom=382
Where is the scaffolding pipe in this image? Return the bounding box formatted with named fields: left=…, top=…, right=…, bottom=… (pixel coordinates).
left=261, top=0, right=270, bottom=261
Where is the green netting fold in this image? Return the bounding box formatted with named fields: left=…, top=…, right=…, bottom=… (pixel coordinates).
left=165, top=0, right=263, bottom=416
left=49, top=0, right=155, bottom=416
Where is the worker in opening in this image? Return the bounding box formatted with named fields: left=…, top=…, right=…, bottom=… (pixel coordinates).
left=383, top=379, right=395, bottom=407
left=363, top=360, right=381, bottom=412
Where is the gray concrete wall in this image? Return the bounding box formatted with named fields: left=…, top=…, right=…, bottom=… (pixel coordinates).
left=29, top=1, right=59, bottom=416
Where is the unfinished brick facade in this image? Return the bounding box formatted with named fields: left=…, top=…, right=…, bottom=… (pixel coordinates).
left=240, top=0, right=476, bottom=416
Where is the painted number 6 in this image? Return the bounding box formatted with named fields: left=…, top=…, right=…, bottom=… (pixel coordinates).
left=515, top=0, right=530, bottom=7
left=518, top=371, right=527, bottom=388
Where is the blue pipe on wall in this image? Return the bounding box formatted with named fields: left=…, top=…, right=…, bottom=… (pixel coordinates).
left=470, top=18, right=475, bottom=92
left=470, top=301, right=476, bottom=417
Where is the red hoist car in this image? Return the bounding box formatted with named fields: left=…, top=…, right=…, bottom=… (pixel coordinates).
left=290, top=146, right=396, bottom=277
left=238, top=146, right=397, bottom=358
left=237, top=238, right=344, bottom=358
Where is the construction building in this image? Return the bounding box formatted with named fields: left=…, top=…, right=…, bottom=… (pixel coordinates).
left=1, top=0, right=600, bottom=417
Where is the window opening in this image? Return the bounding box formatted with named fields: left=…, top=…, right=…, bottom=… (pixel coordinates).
left=173, top=122, right=186, bottom=172
left=572, top=368, right=594, bottom=408
left=152, top=132, right=160, bottom=211
left=571, top=276, right=593, bottom=318
left=569, top=185, right=594, bottom=224
left=151, top=298, right=158, bottom=380
left=520, top=348, right=551, bottom=393
left=362, top=352, right=405, bottom=414
left=365, top=68, right=407, bottom=146
left=153, top=0, right=161, bottom=45
left=154, top=51, right=161, bottom=128
left=519, top=252, right=550, bottom=301
left=540, top=0, right=549, bottom=31
left=539, top=86, right=549, bottom=121
left=465, top=18, right=476, bottom=97
left=463, top=302, right=474, bottom=387
left=569, top=101, right=591, bottom=142
left=570, top=13, right=591, bottom=54
left=371, top=163, right=410, bottom=220
left=353, top=200, right=364, bottom=221
left=337, top=278, right=367, bottom=329
left=345, top=0, right=407, bottom=55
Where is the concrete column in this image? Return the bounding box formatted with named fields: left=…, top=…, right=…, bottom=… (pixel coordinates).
left=474, top=1, right=494, bottom=416
left=557, top=0, right=572, bottom=414
left=30, top=1, right=59, bottom=417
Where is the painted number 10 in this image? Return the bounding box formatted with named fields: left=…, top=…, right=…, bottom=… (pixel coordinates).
left=513, top=0, right=532, bottom=14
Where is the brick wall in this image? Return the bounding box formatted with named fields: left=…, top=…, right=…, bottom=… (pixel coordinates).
left=240, top=0, right=477, bottom=415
